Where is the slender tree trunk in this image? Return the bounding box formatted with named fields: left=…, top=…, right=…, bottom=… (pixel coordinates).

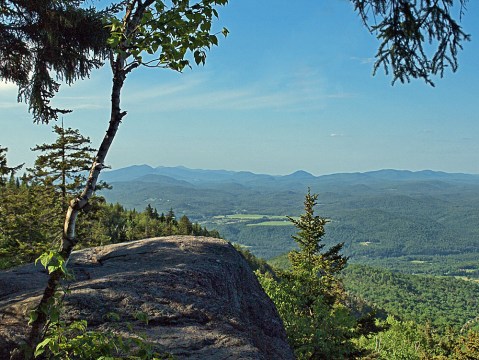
left=60, top=120, right=67, bottom=211
left=13, top=1, right=151, bottom=356
left=12, top=56, right=130, bottom=360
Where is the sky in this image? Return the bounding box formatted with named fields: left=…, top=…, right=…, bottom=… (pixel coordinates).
left=1, top=0, right=478, bottom=176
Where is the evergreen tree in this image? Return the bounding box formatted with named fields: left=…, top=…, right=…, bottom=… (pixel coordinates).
left=178, top=215, right=193, bottom=235
left=287, top=189, right=348, bottom=305
left=258, top=190, right=355, bottom=359
left=351, top=0, right=470, bottom=85
left=143, top=204, right=160, bottom=220
left=0, top=0, right=110, bottom=123
left=102, top=203, right=129, bottom=243
left=165, top=208, right=176, bottom=225
left=0, top=177, right=62, bottom=267
left=28, top=124, right=106, bottom=208
left=0, top=146, right=23, bottom=186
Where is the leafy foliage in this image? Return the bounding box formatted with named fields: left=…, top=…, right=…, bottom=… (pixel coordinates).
left=104, top=0, right=228, bottom=72
left=34, top=318, right=174, bottom=359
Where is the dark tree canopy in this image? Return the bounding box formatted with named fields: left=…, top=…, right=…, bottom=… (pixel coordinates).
left=0, top=0, right=110, bottom=123
left=0, top=146, right=23, bottom=185
left=352, top=0, right=470, bottom=85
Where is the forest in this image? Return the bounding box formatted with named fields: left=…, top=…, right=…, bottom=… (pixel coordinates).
left=0, top=131, right=219, bottom=270
left=2, top=137, right=479, bottom=358
left=1, top=0, right=478, bottom=358
left=233, top=193, right=479, bottom=359
left=101, top=165, right=479, bottom=279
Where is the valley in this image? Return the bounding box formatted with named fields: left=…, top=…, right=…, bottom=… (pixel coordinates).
left=100, top=165, right=479, bottom=279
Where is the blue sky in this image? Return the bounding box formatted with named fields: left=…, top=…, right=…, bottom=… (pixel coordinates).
left=1, top=0, right=478, bottom=176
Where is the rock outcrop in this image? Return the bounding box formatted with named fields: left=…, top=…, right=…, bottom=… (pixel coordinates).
left=0, top=236, right=293, bottom=359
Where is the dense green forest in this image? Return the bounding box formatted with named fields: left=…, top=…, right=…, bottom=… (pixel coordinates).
left=100, top=166, right=479, bottom=279
left=343, top=265, right=479, bottom=331
left=0, top=138, right=219, bottom=270
left=269, top=253, right=479, bottom=331
left=235, top=192, right=479, bottom=360
left=2, top=139, right=479, bottom=358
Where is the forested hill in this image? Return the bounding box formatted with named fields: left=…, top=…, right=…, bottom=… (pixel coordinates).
left=100, top=166, right=479, bottom=220
left=342, top=264, right=479, bottom=330
left=100, top=166, right=479, bottom=278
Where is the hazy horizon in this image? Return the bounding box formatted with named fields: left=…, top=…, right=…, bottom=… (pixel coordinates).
left=102, top=163, right=479, bottom=177
left=1, top=1, right=478, bottom=176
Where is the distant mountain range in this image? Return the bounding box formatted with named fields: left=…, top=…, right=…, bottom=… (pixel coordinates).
left=100, top=164, right=479, bottom=190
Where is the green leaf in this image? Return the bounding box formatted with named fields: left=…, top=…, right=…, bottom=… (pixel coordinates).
left=34, top=338, right=52, bottom=357
left=209, top=35, right=218, bottom=46
left=28, top=310, right=38, bottom=325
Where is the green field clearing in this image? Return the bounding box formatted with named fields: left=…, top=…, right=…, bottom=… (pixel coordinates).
left=247, top=221, right=294, bottom=226
left=213, top=214, right=287, bottom=220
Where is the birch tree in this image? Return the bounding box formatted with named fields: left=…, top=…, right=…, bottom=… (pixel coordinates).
left=17, top=0, right=229, bottom=356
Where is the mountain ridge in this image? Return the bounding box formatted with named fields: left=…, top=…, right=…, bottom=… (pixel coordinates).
left=100, top=165, right=479, bottom=186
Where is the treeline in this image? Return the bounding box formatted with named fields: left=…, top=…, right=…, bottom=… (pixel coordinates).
left=95, top=203, right=220, bottom=245
left=270, top=254, right=479, bottom=332
left=343, top=264, right=479, bottom=331
left=0, top=129, right=219, bottom=269
left=237, top=191, right=479, bottom=359
left=0, top=174, right=219, bottom=269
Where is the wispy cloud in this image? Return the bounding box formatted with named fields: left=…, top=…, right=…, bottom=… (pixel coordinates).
left=14, top=67, right=355, bottom=115
left=0, top=81, right=16, bottom=92
left=0, top=102, right=23, bottom=109
left=330, top=133, right=345, bottom=137
left=350, top=56, right=375, bottom=65
left=0, top=82, right=22, bottom=109
left=124, top=69, right=355, bottom=113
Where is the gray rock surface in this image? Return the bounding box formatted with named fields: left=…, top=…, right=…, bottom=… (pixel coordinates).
left=0, top=236, right=293, bottom=359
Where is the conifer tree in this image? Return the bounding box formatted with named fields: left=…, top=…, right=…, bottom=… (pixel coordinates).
left=178, top=215, right=193, bottom=235
left=351, top=0, right=470, bottom=85
left=287, top=189, right=348, bottom=305
left=28, top=124, right=107, bottom=209
left=0, top=176, right=62, bottom=267
left=258, top=190, right=354, bottom=359
left=0, top=0, right=110, bottom=122
left=0, top=146, right=23, bottom=186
